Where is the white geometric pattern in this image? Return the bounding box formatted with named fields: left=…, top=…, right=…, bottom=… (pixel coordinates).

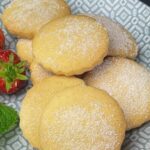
left=0, top=0, right=150, bottom=150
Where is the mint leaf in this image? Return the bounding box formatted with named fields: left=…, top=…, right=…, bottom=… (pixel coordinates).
left=0, top=103, right=19, bottom=134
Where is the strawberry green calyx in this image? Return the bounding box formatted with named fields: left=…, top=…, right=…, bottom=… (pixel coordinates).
left=0, top=54, right=28, bottom=91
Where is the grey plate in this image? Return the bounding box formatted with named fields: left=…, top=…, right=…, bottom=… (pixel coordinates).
left=0, top=0, right=150, bottom=150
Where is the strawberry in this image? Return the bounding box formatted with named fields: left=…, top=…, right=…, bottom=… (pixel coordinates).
left=0, top=50, right=28, bottom=94
left=0, top=29, right=5, bottom=49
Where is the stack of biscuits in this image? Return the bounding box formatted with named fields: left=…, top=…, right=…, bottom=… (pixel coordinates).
left=2, top=0, right=150, bottom=150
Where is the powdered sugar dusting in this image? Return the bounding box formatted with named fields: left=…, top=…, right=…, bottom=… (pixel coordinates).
left=35, top=16, right=108, bottom=74
left=17, top=39, right=33, bottom=63
left=44, top=101, right=121, bottom=150
left=92, top=15, right=138, bottom=58
left=4, top=0, right=70, bottom=33
left=56, top=17, right=102, bottom=56
left=85, top=57, right=150, bottom=128
left=30, top=62, right=52, bottom=83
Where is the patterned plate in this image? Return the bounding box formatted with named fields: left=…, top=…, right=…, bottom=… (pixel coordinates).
left=0, top=0, right=150, bottom=149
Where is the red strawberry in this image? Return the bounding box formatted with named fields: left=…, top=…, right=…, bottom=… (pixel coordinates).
left=0, top=50, right=28, bottom=94
left=0, top=29, right=5, bottom=49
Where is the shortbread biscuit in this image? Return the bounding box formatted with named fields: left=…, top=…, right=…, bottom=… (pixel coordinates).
left=33, top=15, right=109, bottom=76
left=20, top=76, right=85, bottom=148
left=30, top=61, right=53, bottom=85
left=40, top=86, right=126, bottom=150
left=90, top=15, right=138, bottom=58
left=17, top=39, right=33, bottom=64
left=2, top=0, right=71, bottom=38
left=84, top=57, right=150, bottom=130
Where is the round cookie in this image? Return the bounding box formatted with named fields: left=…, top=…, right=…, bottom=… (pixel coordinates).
left=2, top=0, right=71, bottom=39
left=84, top=57, right=150, bottom=130
left=40, top=86, right=126, bottom=150
left=17, top=39, right=33, bottom=64
left=91, top=15, right=138, bottom=58
left=30, top=61, right=53, bottom=85
left=20, top=76, right=85, bottom=148
left=33, top=15, right=109, bottom=76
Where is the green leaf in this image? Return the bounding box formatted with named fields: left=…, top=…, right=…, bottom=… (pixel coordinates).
left=0, top=61, right=4, bottom=66
left=17, top=68, right=25, bottom=74
left=16, top=61, right=27, bottom=68
left=0, top=57, right=28, bottom=91
left=9, top=54, right=14, bottom=63
left=5, top=81, right=11, bottom=91
left=0, top=103, right=19, bottom=134
left=16, top=73, right=28, bottom=80
left=0, top=71, right=5, bottom=78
